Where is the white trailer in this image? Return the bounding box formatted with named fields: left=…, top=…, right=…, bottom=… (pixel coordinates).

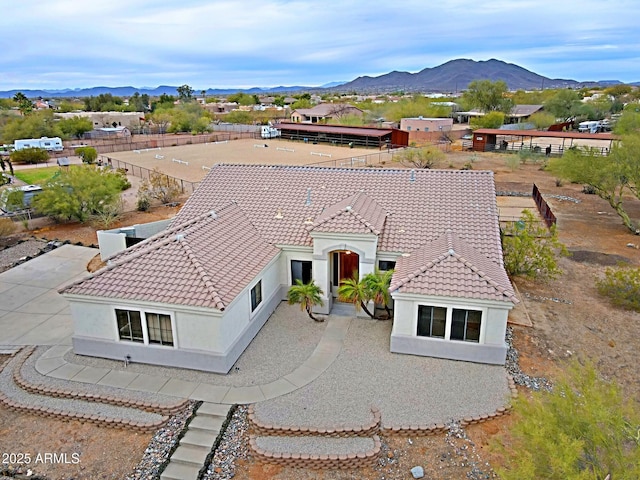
left=261, top=126, right=281, bottom=139
left=577, top=121, right=601, bottom=134
left=14, top=137, right=64, bottom=152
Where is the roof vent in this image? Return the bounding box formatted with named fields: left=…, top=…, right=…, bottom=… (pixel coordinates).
left=448, top=248, right=455, bottom=256
left=209, top=210, right=218, bottom=219
left=176, top=234, right=185, bottom=242
left=410, top=169, right=415, bottom=183
left=274, top=208, right=283, bottom=219
left=345, top=205, right=352, bottom=211
left=304, top=217, right=314, bottom=225
left=305, top=188, right=312, bottom=206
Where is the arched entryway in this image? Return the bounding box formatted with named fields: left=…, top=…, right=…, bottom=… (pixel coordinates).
left=330, top=250, right=359, bottom=298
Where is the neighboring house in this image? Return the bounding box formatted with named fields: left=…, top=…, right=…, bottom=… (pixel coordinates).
left=60, top=165, right=517, bottom=373
left=290, top=103, right=363, bottom=123
left=457, top=105, right=544, bottom=125
left=400, top=117, right=453, bottom=132
left=56, top=111, right=145, bottom=129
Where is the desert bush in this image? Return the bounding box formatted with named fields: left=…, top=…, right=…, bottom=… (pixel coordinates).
left=394, top=145, right=444, bottom=169
left=75, top=146, right=98, bottom=164
left=495, top=360, right=640, bottom=480
left=505, top=155, right=521, bottom=171
left=596, top=266, right=640, bottom=312
left=136, top=194, right=150, bottom=212
left=10, top=148, right=49, bottom=165
left=0, top=217, right=16, bottom=236
left=138, top=167, right=182, bottom=204
left=501, top=209, right=567, bottom=279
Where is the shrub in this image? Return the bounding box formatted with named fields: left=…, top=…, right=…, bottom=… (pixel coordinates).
left=505, top=155, right=521, bottom=171
left=596, top=266, right=640, bottom=312
left=75, top=146, right=98, bottom=164
left=137, top=195, right=150, bottom=212
left=0, top=217, right=16, bottom=237
left=501, top=209, right=567, bottom=279
left=115, top=168, right=131, bottom=190
left=10, top=148, right=49, bottom=165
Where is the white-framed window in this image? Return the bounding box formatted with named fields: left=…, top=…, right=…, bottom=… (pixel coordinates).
left=417, top=305, right=446, bottom=338
left=146, top=312, right=174, bottom=346
left=451, top=308, right=482, bottom=343
left=116, top=309, right=143, bottom=343
left=251, top=280, right=262, bottom=312
left=114, top=308, right=175, bottom=347
left=415, top=305, right=483, bottom=344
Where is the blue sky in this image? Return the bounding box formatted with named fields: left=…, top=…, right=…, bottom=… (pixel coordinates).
left=1, top=0, right=638, bottom=90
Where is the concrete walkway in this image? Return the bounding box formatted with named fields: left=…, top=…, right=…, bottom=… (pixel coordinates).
left=34, top=316, right=350, bottom=404
left=0, top=245, right=97, bottom=346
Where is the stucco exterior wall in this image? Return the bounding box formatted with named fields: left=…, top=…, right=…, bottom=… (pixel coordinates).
left=66, top=254, right=283, bottom=373
left=390, top=293, right=512, bottom=365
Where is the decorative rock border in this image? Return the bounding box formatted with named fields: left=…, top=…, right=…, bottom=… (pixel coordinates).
left=247, top=405, right=381, bottom=438
left=248, top=434, right=382, bottom=470
left=0, top=347, right=169, bottom=433
left=13, top=346, right=188, bottom=415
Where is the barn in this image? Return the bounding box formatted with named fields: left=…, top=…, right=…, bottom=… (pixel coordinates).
left=275, top=123, right=409, bottom=149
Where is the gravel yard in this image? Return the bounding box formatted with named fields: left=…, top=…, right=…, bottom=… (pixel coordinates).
left=254, top=318, right=509, bottom=429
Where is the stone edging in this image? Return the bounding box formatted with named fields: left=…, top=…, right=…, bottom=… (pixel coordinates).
left=0, top=347, right=169, bottom=433
left=248, top=434, right=382, bottom=470
left=14, top=346, right=188, bottom=415
left=247, top=405, right=382, bottom=438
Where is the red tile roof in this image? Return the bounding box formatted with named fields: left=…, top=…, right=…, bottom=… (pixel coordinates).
left=61, top=203, right=280, bottom=310
left=390, top=231, right=517, bottom=303
left=63, top=164, right=515, bottom=308
left=307, top=191, right=388, bottom=235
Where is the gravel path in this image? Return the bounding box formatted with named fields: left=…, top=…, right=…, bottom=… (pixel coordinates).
left=0, top=238, right=50, bottom=272
left=254, top=318, right=509, bottom=428
left=0, top=351, right=163, bottom=424
left=63, top=302, right=325, bottom=386
left=24, top=347, right=183, bottom=406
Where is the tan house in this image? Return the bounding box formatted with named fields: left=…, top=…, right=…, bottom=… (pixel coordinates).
left=61, top=165, right=517, bottom=373
left=290, top=103, right=363, bottom=123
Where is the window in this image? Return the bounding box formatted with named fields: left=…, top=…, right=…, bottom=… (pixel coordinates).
left=116, top=309, right=143, bottom=342
left=378, top=260, right=396, bottom=271
left=146, top=312, right=174, bottom=346
left=291, top=260, right=312, bottom=285
left=251, top=280, right=262, bottom=312
left=451, top=309, right=482, bottom=342
left=417, top=305, right=446, bottom=338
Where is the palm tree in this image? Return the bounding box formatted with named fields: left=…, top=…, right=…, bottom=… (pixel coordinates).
left=287, top=279, right=325, bottom=322
left=362, top=269, right=394, bottom=319
left=337, top=273, right=376, bottom=319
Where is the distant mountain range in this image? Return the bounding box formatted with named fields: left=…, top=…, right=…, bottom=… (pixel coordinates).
left=0, top=59, right=636, bottom=99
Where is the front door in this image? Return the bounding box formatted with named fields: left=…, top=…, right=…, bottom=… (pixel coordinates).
left=331, top=251, right=359, bottom=297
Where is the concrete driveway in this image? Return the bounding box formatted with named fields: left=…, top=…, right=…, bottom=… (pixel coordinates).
left=0, top=245, right=98, bottom=346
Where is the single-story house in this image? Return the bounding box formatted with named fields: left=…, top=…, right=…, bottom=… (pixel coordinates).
left=457, top=105, right=544, bottom=124
left=60, top=165, right=517, bottom=373
left=290, top=103, right=363, bottom=123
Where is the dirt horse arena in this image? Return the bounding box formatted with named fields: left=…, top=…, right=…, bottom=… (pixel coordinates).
left=104, top=138, right=395, bottom=184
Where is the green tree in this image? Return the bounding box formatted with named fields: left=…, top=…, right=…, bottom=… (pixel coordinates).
left=501, top=209, right=566, bottom=279
left=227, top=92, right=258, bottom=106
left=338, top=274, right=376, bottom=319
left=495, top=360, right=640, bottom=480
left=614, top=109, right=640, bottom=135
left=462, top=80, right=513, bottom=113
left=128, top=92, right=150, bottom=112
left=1, top=109, right=62, bottom=143
left=470, top=111, right=505, bottom=130
left=176, top=84, right=194, bottom=101
left=152, top=94, right=176, bottom=111
left=74, top=146, right=98, bottom=164
left=10, top=147, right=50, bottom=165
left=550, top=145, right=639, bottom=234
left=13, top=92, right=33, bottom=115
left=287, top=279, right=325, bottom=322
left=394, top=145, right=444, bottom=169
left=362, top=269, right=394, bottom=318
left=528, top=111, right=557, bottom=130
left=58, top=116, right=93, bottom=139
left=222, top=110, right=253, bottom=124
left=32, top=165, right=124, bottom=222
left=544, top=89, right=582, bottom=119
